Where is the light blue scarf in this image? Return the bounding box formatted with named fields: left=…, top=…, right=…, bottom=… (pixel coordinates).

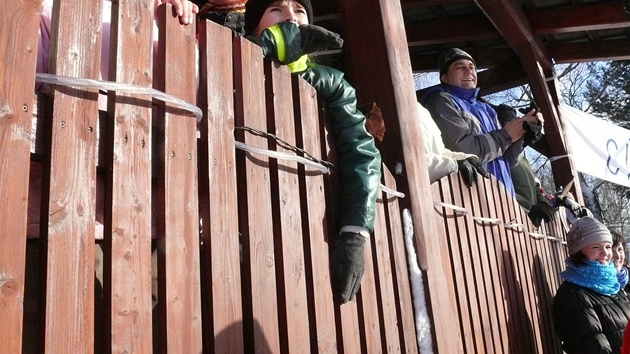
left=560, top=259, right=620, bottom=296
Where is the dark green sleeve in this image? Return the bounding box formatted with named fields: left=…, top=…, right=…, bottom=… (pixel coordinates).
left=299, top=65, right=382, bottom=231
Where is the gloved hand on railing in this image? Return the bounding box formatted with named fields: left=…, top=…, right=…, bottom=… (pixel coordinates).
left=556, top=195, right=587, bottom=218
left=528, top=201, right=556, bottom=227
left=330, top=232, right=366, bottom=303
left=457, top=157, right=490, bottom=187
left=298, top=24, right=343, bottom=54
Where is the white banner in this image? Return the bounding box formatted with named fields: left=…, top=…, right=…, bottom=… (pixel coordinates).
left=559, top=104, right=630, bottom=188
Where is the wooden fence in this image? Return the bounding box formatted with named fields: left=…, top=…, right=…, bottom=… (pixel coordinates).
left=1, top=1, right=568, bottom=353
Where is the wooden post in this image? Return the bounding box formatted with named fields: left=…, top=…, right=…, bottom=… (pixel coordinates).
left=339, top=0, right=463, bottom=352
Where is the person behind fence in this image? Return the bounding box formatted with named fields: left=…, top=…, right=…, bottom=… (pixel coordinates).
left=552, top=217, right=630, bottom=354
left=612, top=230, right=630, bottom=291
left=415, top=101, right=489, bottom=186
left=244, top=0, right=382, bottom=304
left=417, top=48, right=543, bottom=197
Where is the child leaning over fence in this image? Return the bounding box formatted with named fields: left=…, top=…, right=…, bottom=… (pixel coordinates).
left=244, top=0, right=382, bottom=304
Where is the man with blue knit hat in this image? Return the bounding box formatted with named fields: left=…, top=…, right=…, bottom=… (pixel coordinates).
left=418, top=48, right=544, bottom=196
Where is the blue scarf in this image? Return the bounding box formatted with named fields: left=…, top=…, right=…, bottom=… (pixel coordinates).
left=618, top=266, right=629, bottom=288
left=560, top=259, right=620, bottom=295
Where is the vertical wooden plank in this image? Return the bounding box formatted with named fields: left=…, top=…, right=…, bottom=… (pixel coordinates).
left=382, top=167, right=418, bottom=353
left=43, top=1, right=103, bottom=352
left=433, top=178, right=471, bottom=352
left=358, top=228, right=383, bottom=353
left=372, top=181, right=401, bottom=352
left=507, top=198, right=544, bottom=353
left=266, top=61, right=311, bottom=353
left=293, top=77, right=338, bottom=352
left=473, top=178, right=509, bottom=353
left=197, top=20, right=243, bottom=353
left=104, top=0, right=154, bottom=352
left=450, top=175, right=486, bottom=354
left=0, top=0, right=40, bottom=352
left=492, top=179, right=538, bottom=353
left=455, top=177, right=495, bottom=354
left=481, top=177, right=522, bottom=353
left=154, top=5, right=202, bottom=353
left=233, top=36, right=281, bottom=353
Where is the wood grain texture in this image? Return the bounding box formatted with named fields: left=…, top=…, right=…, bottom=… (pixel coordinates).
left=154, top=4, right=202, bottom=353
left=0, top=0, right=41, bottom=352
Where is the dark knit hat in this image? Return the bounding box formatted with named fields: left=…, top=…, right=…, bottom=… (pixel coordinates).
left=566, top=216, right=612, bottom=255
left=438, top=48, right=476, bottom=76
left=244, top=0, right=313, bottom=35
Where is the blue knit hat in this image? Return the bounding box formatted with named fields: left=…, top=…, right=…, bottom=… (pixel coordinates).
left=244, top=0, right=313, bottom=35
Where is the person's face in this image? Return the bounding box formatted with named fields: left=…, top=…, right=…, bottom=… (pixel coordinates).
left=255, top=1, right=309, bottom=35
left=612, top=243, right=625, bottom=271
left=441, top=59, right=477, bottom=89
left=580, top=241, right=613, bottom=265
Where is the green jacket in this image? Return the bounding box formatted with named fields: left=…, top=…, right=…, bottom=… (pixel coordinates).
left=250, top=23, right=382, bottom=231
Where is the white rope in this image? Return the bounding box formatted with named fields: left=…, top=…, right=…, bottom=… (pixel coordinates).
left=433, top=201, right=469, bottom=215
left=235, top=141, right=404, bottom=198
left=472, top=216, right=501, bottom=225
left=504, top=221, right=527, bottom=233
left=35, top=73, right=203, bottom=122
left=548, top=154, right=572, bottom=162
left=379, top=184, right=405, bottom=199
left=235, top=141, right=330, bottom=174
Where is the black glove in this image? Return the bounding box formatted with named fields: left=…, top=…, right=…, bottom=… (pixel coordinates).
left=518, top=103, right=543, bottom=147
left=457, top=157, right=490, bottom=187
left=528, top=201, right=556, bottom=227
left=522, top=121, right=543, bottom=147
left=556, top=195, right=584, bottom=217
left=518, top=102, right=539, bottom=115
left=330, top=232, right=366, bottom=303
left=298, top=24, right=343, bottom=54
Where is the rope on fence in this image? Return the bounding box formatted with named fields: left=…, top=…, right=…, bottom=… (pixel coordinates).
left=504, top=220, right=527, bottom=233
left=235, top=126, right=405, bottom=198
left=35, top=73, right=202, bottom=121
left=235, top=140, right=330, bottom=174
left=433, top=199, right=568, bottom=244
left=472, top=216, right=501, bottom=225
left=432, top=201, right=469, bottom=215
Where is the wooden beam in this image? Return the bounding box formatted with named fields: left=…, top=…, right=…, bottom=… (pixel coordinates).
left=473, top=0, right=551, bottom=70
left=550, top=39, right=630, bottom=63
left=532, top=1, right=630, bottom=35
left=406, top=15, right=500, bottom=46
left=519, top=49, right=582, bottom=197
left=314, top=0, right=473, bottom=16
left=340, top=0, right=464, bottom=351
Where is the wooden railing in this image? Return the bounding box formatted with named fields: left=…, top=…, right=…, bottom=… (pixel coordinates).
left=1, top=1, right=568, bottom=353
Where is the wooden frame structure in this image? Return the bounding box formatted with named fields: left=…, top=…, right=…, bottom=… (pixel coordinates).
left=3, top=0, right=628, bottom=353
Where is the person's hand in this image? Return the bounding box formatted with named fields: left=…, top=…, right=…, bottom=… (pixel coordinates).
left=555, top=195, right=584, bottom=217
left=298, top=24, right=343, bottom=54
left=528, top=201, right=556, bottom=227
left=330, top=232, right=366, bottom=303
left=502, top=107, right=544, bottom=142
left=156, top=0, right=199, bottom=25
left=457, top=157, right=489, bottom=187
